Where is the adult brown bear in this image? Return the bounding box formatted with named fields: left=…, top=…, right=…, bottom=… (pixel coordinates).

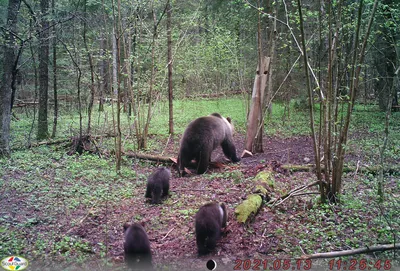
left=178, top=113, right=240, bottom=175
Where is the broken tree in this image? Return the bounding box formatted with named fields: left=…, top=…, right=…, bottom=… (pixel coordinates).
left=245, top=56, right=270, bottom=154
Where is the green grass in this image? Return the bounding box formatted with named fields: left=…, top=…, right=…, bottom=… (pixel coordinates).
left=9, top=98, right=400, bottom=144
left=8, top=98, right=400, bottom=167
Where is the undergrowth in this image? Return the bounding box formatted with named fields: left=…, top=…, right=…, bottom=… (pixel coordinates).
left=1, top=98, right=399, bottom=268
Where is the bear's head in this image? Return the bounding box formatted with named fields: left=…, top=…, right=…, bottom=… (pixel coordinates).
left=210, top=113, right=235, bottom=133
left=221, top=115, right=234, bottom=134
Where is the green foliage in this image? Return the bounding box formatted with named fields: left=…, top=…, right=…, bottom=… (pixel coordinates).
left=54, top=236, right=93, bottom=255
left=0, top=229, right=28, bottom=256
left=177, top=209, right=196, bottom=220
left=207, top=169, right=244, bottom=184
left=254, top=170, right=275, bottom=188
left=0, top=147, right=143, bottom=263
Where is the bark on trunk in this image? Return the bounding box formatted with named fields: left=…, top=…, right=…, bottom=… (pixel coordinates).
left=37, top=0, right=50, bottom=140
left=167, top=0, right=173, bottom=135
left=0, top=0, right=21, bottom=156
left=51, top=0, right=57, bottom=138
left=245, top=57, right=270, bottom=153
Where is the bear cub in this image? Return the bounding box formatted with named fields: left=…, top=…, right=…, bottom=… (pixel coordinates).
left=145, top=167, right=171, bottom=204
left=195, top=202, right=227, bottom=255
left=123, top=222, right=153, bottom=270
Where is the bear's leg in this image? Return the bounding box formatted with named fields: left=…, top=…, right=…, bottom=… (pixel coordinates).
left=145, top=183, right=152, bottom=198
left=162, top=180, right=169, bottom=197
left=178, top=150, right=194, bottom=175
left=221, top=140, right=241, bottom=162
left=196, top=150, right=211, bottom=174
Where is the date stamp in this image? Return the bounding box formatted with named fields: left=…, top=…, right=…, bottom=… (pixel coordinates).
left=233, top=259, right=313, bottom=270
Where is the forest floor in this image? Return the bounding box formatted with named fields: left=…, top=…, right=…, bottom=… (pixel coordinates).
left=2, top=131, right=398, bottom=271
left=1, top=100, right=400, bottom=271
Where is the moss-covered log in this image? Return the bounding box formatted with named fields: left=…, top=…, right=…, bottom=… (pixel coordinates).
left=235, top=170, right=275, bottom=223
left=235, top=194, right=263, bottom=223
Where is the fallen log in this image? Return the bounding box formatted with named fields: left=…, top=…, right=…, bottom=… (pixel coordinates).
left=301, top=243, right=400, bottom=259
left=124, top=151, right=175, bottom=163
left=235, top=170, right=274, bottom=223
left=24, top=138, right=72, bottom=149
left=12, top=134, right=116, bottom=151
left=13, top=101, right=39, bottom=108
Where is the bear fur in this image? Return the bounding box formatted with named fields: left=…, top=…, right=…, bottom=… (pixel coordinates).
left=123, top=222, right=153, bottom=270
left=145, top=167, right=171, bottom=204
left=178, top=113, right=240, bottom=175
left=195, top=202, right=227, bottom=255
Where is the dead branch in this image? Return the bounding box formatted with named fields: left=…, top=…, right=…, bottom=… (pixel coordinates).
left=24, top=138, right=72, bottom=149
left=13, top=101, right=39, bottom=108
left=66, top=209, right=94, bottom=235
left=282, top=164, right=400, bottom=175
left=269, top=180, right=321, bottom=207
left=291, top=192, right=320, bottom=197
left=13, top=134, right=116, bottom=151
left=161, top=227, right=175, bottom=241
left=301, top=243, right=400, bottom=259
left=161, top=133, right=172, bottom=156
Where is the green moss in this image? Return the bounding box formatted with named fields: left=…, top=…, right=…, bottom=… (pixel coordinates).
left=235, top=194, right=262, bottom=223
left=254, top=185, right=268, bottom=195
left=254, top=170, right=275, bottom=188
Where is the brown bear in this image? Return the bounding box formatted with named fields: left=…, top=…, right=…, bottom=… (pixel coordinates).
left=178, top=113, right=240, bottom=175
left=195, top=202, right=227, bottom=255
left=123, top=222, right=153, bottom=270
left=145, top=167, right=171, bottom=204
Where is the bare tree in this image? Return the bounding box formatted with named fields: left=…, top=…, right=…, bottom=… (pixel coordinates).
left=167, top=0, right=173, bottom=135
left=0, top=0, right=21, bottom=156
left=374, top=0, right=398, bottom=111
left=111, top=0, right=122, bottom=171
left=245, top=0, right=275, bottom=154
left=83, top=0, right=96, bottom=135
left=298, top=0, right=379, bottom=202
left=37, top=0, right=50, bottom=140
left=51, top=0, right=58, bottom=138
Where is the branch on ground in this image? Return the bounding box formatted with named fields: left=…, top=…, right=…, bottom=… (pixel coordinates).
left=301, top=243, right=400, bottom=259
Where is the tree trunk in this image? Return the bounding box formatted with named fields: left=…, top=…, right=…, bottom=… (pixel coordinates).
left=84, top=0, right=96, bottom=135
left=37, top=0, right=50, bottom=140
left=51, top=0, right=57, bottom=138
left=0, top=0, right=21, bottom=157
left=111, top=0, right=122, bottom=171
left=332, top=0, right=378, bottom=200
left=141, top=3, right=158, bottom=149
left=297, top=0, right=324, bottom=201
left=375, top=0, right=397, bottom=111
left=167, top=0, right=173, bottom=135
left=98, top=31, right=106, bottom=112
left=245, top=57, right=270, bottom=153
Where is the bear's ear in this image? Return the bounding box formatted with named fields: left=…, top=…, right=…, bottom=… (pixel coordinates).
left=211, top=113, right=222, bottom=118
left=226, top=117, right=232, bottom=123
left=123, top=222, right=131, bottom=232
